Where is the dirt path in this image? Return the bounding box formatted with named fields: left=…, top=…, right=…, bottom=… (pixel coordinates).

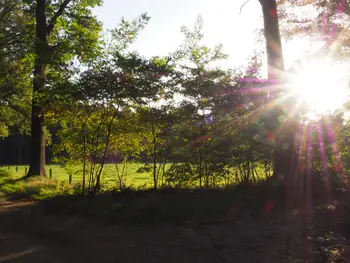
left=0, top=198, right=350, bottom=263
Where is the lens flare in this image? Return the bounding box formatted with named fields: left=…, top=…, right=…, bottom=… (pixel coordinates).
left=289, top=60, right=349, bottom=116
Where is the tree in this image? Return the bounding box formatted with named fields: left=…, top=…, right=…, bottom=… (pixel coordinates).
left=256, top=0, right=301, bottom=183
left=258, top=0, right=285, bottom=80
left=138, top=106, right=177, bottom=189
left=0, top=1, right=33, bottom=137
left=27, top=0, right=102, bottom=177
left=175, top=15, right=232, bottom=187
left=53, top=13, right=175, bottom=192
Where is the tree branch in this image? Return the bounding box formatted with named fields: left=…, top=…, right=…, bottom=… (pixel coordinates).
left=47, top=0, right=72, bottom=36
left=239, top=0, right=251, bottom=14
left=286, top=19, right=313, bottom=24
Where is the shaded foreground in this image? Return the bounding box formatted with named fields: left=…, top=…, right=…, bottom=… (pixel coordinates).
left=1, top=178, right=350, bottom=262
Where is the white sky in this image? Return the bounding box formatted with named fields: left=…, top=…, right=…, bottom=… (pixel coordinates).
left=93, top=0, right=263, bottom=68
left=92, top=0, right=330, bottom=70
left=92, top=1, right=350, bottom=114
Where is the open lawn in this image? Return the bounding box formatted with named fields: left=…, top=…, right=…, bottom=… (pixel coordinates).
left=0, top=163, right=165, bottom=189
left=0, top=164, right=166, bottom=200
left=0, top=163, right=273, bottom=201
left=1, top=163, right=269, bottom=189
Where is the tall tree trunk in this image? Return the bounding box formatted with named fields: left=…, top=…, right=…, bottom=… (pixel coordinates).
left=259, top=0, right=284, bottom=80
left=259, top=0, right=295, bottom=183
left=27, top=0, right=71, bottom=177
left=27, top=0, right=47, bottom=177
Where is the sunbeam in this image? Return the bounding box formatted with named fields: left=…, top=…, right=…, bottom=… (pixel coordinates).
left=288, top=60, right=349, bottom=116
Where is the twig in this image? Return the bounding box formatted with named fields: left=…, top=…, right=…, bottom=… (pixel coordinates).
left=239, top=0, right=251, bottom=14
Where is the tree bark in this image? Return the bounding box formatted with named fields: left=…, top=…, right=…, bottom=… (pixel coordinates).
left=259, top=0, right=295, bottom=183
left=27, top=0, right=47, bottom=177
left=27, top=0, right=71, bottom=177
left=259, top=0, right=285, bottom=80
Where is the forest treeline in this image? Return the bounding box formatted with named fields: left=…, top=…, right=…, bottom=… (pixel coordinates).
left=1, top=0, right=350, bottom=193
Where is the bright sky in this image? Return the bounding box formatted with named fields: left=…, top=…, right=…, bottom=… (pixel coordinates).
left=93, top=1, right=350, bottom=114
left=93, top=0, right=263, bottom=68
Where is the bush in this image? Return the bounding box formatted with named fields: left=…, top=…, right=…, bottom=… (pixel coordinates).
left=136, top=164, right=152, bottom=173
left=164, top=163, right=196, bottom=188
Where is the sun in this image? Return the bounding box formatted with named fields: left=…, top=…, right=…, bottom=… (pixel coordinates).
left=289, top=60, right=349, bottom=116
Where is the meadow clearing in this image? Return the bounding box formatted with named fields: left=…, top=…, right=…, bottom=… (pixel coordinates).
left=0, top=163, right=168, bottom=200
left=1, top=163, right=160, bottom=187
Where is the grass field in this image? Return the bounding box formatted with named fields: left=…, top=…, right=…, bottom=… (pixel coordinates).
left=0, top=163, right=170, bottom=200
left=0, top=163, right=164, bottom=189
left=0, top=163, right=270, bottom=201
left=1, top=163, right=269, bottom=188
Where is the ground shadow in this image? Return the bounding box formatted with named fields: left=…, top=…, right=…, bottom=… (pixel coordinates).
left=1, top=176, right=350, bottom=262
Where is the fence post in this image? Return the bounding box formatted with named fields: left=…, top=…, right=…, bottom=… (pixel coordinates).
left=16, top=167, right=18, bottom=172
left=24, top=167, right=27, bottom=175
left=49, top=169, right=52, bottom=179
left=69, top=174, right=72, bottom=184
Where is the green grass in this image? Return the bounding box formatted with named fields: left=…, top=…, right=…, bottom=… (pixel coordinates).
left=0, top=163, right=164, bottom=189
left=0, top=163, right=166, bottom=200
left=0, top=163, right=271, bottom=201
left=0, top=169, right=79, bottom=200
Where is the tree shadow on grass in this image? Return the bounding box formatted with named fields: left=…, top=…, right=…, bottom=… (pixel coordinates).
left=0, top=169, right=24, bottom=187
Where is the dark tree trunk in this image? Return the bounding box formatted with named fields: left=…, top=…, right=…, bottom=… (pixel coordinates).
left=26, top=0, right=72, bottom=177
left=259, top=0, right=284, bottom=80
left=27, top=0, right=47, bottom=177
left=259, top=0, right=295, bottom=183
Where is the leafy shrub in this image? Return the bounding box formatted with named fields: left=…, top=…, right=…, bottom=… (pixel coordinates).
left=136, top=164, right=152, bottom=173
left=164, top=163, right=196, bottom=188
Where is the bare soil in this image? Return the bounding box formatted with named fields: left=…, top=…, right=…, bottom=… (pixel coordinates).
left=1, top=188, right=350, bottom=262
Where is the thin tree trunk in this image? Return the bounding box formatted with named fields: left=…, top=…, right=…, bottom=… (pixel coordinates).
left=94, top=113, right=116, bottom=192
left=198, top=152, right=203, bottom=187
left=152, top=124, right=158, bottom=189
left=204, top=158, right=209, bottom=188
left=82, top=128, right=86, bottom=195
left=251, top=161, right=256, bottom=182
left=161, top=151, right=167, bottom=187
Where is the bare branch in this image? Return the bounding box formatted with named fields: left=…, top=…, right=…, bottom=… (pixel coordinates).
left=286, top=19, right=313, bottom=24
left=239, top=0, right=251, bottom=14
left=47, top=0, right=72, bottom=36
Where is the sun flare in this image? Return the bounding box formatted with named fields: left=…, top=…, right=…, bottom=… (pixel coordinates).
left=289, top=60, right=349, bottom=116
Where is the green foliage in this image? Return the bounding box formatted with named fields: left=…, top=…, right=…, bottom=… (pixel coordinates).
left=136, top=164, right=153, bottom=173
left=164, top=163, right=196, bottom=188
left=109, top=13, right=150, bottom=52
left=0, top=169, right=78, bottom=200
left=0, top=1, right=33, bottom=137
left=2, top=3, right=350, bottom=192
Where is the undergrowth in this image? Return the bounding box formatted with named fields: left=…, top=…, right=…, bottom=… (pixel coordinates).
left=0, top=169, right=79, bottom=200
